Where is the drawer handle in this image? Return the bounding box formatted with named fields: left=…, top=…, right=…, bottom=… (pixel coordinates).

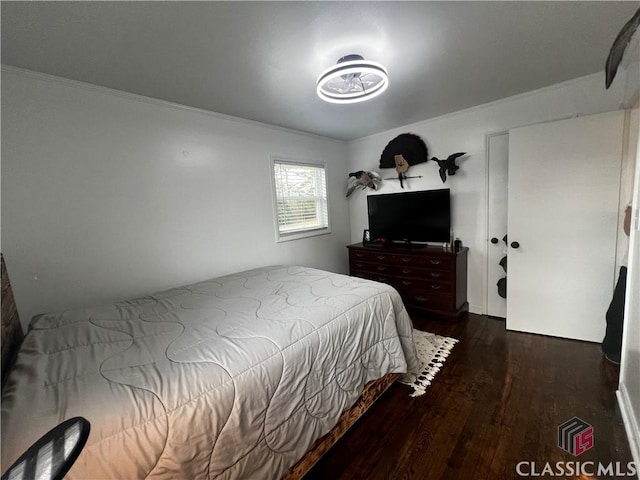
left=377, top=266, right=387, bottom=271
left=402, top=269, right=412, bottom=274
left=377, top=255, right=386, bottom=260
left=430, top=272, right=441, bottom=278
left=431, top=285, right=441, bottom=290
left=356, top=263, right=364, bottom=268
left=401, top=257, right=412, bottom=263
left=415, top=296, right=428, bottom=302
left=377, top=277, right=387, bottom=282
left=402, top=280, right=412, bottom=285
left=430, top=260, right=441, bottom=265
left=356, top=253, right=365, bottom=258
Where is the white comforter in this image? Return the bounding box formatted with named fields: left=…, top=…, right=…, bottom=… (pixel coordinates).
left=1, top=266, right=420, bottom=479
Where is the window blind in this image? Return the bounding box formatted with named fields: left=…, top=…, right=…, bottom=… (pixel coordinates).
left=273, top=161, right=328, bottom=237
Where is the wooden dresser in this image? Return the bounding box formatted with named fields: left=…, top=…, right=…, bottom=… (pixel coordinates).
left=347, top=243, right=468, bottom=320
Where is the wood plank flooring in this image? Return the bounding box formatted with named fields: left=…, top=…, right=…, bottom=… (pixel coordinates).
left=304, top=313, right=633, bottom=480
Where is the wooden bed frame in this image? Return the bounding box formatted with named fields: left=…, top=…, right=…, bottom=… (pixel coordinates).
left=0, top=256, right=398, bottom=479
left=283, top=372, right=399, bottom=479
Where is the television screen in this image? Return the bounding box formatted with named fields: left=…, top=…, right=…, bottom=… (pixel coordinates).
left=367, top=189, right=451, bottom=244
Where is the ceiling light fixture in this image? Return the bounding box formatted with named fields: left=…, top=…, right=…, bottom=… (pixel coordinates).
left=316, top=54, right=389, bottom=104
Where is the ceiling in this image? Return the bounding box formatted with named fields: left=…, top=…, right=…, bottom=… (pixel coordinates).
left=2, top=1, right=638, bottom=141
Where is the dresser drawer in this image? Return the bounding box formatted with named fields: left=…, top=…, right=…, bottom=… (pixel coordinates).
left=347, top=243, right=468, bottom=320
left=350, top=249, right=372, bottom=262
left=351, top=250, right=452, bottom=270
left=401, top=291, right=453, bottom=310
left=352, top=261, right=425, bottom=278
left=394, top=265, right=452, bottom=282
left=394, top=278, right=452, bottom=295
left=351, top=270, right=395, bottom=285
left=349, top=250, right=398, bottom=264
left=396, top=254, right=453, bottom=270
left=350, top=260, right=392, bottom=273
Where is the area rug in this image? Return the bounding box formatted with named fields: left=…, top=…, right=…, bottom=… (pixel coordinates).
left=400, top=329, right=458, bottom=397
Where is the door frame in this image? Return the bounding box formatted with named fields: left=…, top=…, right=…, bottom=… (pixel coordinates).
left=484, top=130, right=509, bottom=316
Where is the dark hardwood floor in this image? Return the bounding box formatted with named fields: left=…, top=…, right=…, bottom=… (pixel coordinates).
left=304, top=313, right=633, bottom=480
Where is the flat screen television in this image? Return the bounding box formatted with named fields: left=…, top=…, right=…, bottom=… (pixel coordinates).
left=367, top=189, right=451, bottom=245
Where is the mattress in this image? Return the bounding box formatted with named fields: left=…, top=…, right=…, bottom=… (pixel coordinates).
left=1, top=265, right=420, bottom=479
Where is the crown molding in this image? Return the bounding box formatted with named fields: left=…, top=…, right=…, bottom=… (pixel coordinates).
left=1, top=65, right=346, bottom=145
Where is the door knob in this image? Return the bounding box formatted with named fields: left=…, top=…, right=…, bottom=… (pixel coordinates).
left=511, top=241, right=520, bottom=249
left=491, top=237, right=499, bottom=244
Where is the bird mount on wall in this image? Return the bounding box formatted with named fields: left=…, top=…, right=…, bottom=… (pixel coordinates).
left=605, top=7, right=640, bottom=89
left=379, top=133, right=428, bottom=188
left=431, top=152, right=466, bottom=183
left=345, top=170, right=382, bottom=197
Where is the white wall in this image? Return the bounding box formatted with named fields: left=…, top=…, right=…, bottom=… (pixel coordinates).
left=347, top=71, right=630, bottom=314
left=2, top=65, right=636, bottom=329
left=1, top=68, right=351, bottom=330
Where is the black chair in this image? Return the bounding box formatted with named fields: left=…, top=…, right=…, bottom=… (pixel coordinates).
left=1, top=417, right=90, bottom=480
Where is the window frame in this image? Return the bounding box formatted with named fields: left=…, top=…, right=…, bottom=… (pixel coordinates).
left=270, top=156, right=331, bottom=243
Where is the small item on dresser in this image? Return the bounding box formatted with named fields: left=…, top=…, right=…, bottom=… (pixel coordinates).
left=363, top=229, right=386, bottom=247
left=368, top=237, right=388, bottom=247
left=363, top=229, right=371, bottom=245
left=454, top=238, right=462, bottom=252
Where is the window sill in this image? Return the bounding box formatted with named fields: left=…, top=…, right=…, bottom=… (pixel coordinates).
left=276, top=227, right=331, bottom=243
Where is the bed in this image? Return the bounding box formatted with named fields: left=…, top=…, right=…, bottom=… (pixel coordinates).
left=1, top=264, right=420, bottom=479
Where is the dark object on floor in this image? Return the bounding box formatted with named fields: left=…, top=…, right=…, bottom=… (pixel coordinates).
left=379, top=133, right=429, bottom=188
left=431, top=152, right=466, bottom=183
left=1, top=417, right=90, bottom=480
left=605, top=8, right=640, bottom=89
left=602, top=266, right=627, bottom=363
left=603, top=352, right=621, bottom=366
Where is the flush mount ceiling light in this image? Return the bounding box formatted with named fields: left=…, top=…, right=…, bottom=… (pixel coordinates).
left=316, top=54, right=389, bottom=104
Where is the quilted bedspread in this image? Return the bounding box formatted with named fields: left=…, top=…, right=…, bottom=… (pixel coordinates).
left=1, top=266, right=420, bottom=479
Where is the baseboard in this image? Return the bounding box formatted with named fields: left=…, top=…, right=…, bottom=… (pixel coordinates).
left=469, top=303, right=483, bottom=315
left=617, top=383, right=640, bottom=476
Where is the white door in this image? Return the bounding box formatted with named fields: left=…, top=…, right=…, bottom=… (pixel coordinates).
left=507, top=111, right=624, bottom=342
left=486, top=133, right=509, bottom=318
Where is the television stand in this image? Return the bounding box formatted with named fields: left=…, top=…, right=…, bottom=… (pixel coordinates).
left=347, top=243, right=468, bottom=320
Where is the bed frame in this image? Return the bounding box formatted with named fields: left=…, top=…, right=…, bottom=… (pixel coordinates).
left=283, top=371, right=398, bottom=479
left=0, top=256, right=398, bottom=478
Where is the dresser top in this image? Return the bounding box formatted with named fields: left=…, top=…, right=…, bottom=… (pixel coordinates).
left=347, top=243, right=468, bottom=256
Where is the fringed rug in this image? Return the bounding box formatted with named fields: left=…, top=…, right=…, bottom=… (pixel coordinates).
left=400, top=329, right=458, bottom=397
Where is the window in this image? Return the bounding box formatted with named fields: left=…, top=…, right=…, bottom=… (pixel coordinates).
left=271, top=158, right=330, bottom=242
